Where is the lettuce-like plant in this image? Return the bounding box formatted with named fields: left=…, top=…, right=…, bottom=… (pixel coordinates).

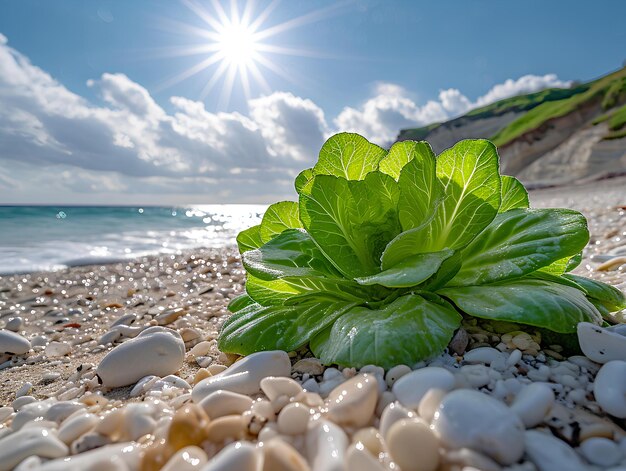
left=219, top=133, right=626, bottom=368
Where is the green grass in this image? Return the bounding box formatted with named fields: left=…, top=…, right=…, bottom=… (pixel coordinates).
left=608, top=104, right=626, bottom=131
left=465, top=86, right=588, bottom=119
left=492, top=67, right=626, bottom=146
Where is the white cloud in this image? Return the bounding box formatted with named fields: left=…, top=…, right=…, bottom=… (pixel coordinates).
left=334, top=74, right=572, bottom=146
left=0, top=35, right=571, bottom=203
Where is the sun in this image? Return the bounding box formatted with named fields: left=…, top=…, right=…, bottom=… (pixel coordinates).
left=216, top=21, right=257, bottom=66
left=155, top=0, right=346, bottom=109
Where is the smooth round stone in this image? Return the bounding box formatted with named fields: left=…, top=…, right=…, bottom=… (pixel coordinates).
left=45, top=401, right=85, bottom=424
left=594, top=360, right=626, bottom=418
left=417, top=388, right=446, bottom=424
left=459, top=364, right=490, bottom=388
left=511, top=383, right=555, bottom=428
left=12, top=396, right=36, bottom=410
left=15, top=382, right=32, bottom=399
left=580, top=437, right=622, bottom=467
left=96, top=327, right=185, bottom=388
left=443, top=448, right=501, bottom=471
left=0, top=329, right=31, bottom=355
left=192, top=351, right=291, bottom=403
left=58, top=412, right=98, bottom=445
left=387, top=418, right=439, bottom=471
left=277, top=402, right=310, bottom=435
left=345, top=444, right=385, bottom=471
left=326, top=374, right=378, bottom=428
left=261, top=376, right=303, bottom=402
left=463, top=347, right=505, bottom=365
left=306, top=419, right=348, bottom=471
left=385, top=365, right=411, bottom=388
left=11, top=399, right=55, bottom=431
left=198, top=390, right=253, bottom=419
left=379, top=401, right=414, bottom=439
left=262, top=439, right=310, bottom=471
left=392, top=367, right=455, bottom=410
left=0, top=427, right=69, bottom=471
left=351, top=427, right=383, bottom=457
left=525, top=430, right=587, bottom=471
left=578, top=323, right=626, bottom=364
left=432, top=389, right=524, bottom=465
left=36, top=443, right=141, bottom=471
left=5, top=317, right=23, bottom=332
left=0, top=406, right=13, bottom=423
left=161, top=446, right=208, bottom=471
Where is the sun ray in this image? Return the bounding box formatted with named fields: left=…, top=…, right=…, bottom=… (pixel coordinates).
left=199, top=59, right=231, bottom=100
left=252, top=2, right=349, bottom=42
left=181, top=0, right=223, bottom=31
left=155, top=0, right=345, bottom=108
left=155, top=52, right=224, bottom=91
left=218, top=63, right=238, bottom=110
left=248, top=0, right=281, bottom=33
left=239, top=63, right=252, bottom=102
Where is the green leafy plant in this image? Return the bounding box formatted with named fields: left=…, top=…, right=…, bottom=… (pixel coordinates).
left=219, top=133, right=626, bottom=368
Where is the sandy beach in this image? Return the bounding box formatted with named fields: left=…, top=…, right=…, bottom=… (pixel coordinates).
left=0, top=177, right=625, bottom=470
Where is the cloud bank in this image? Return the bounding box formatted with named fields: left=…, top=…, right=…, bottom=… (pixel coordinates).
left=0, top=34, right=571, bottom=203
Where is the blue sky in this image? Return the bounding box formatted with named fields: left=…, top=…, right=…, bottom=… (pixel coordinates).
left=0, top=0, right=625, bottom=204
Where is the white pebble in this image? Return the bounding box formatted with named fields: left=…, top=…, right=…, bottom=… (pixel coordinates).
left=58, top=412, right=98, bottom=445
left=379, top=401, right=414, bottom=439
left=306, top=419, right=348, bottom=471
left=0, top=329, right=31, bottom=355
left=387, top=418, right=439, bottom=471
left=198, top=390, right=253, bottom=419
left=392, top=367, right=455, bottom=409
left=261, top=376, right=303, bottom=402
left=5, top=317, right=23, bottom=332
left=417, top=388, right=446, bottom=424
left=385, top=365, right=411, bottom=387
left=326, top=374, right=378, bottom=428
left=525, top=429, right=587, bottom=471
left=463, top=347, right=505, bottom=365
left=345, top=443, right=385, bottom=471
left=277, top=402, right=310, bottom=435
left=594, top=360, right=626, bottom=418
left=511, top=383, right=555, bottom=428
left=578, top=322, right=626, bottom=364
left=0, top=427, right=68, bottom=471
left=96, top=327, right=185, bottom=388
left=432, top=389, right=524, bottom=465
left=45, top=341, right=71, bottom=357
left=161, top=446, right=208, bottom=471
left=580, top=437, right=622, bottom=467
left=192, top=350, right=291, bottom=402
left=15, top=382, right=33, bottom=399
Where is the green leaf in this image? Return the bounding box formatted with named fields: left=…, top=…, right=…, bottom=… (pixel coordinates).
left=499, top=175, right=529, bottom=212
left=260, top=201, right=302, bottom=243
left=396, top=145, right=443, bottom=231
left=299, top=172, right=401, bottom=278
left=310, top=294, right=462, bottom=368
left=236, top=224, right=264, bottom=254
left=355, top=249, right=454, bottom=288
left=427, top=139, right=501, bottom=251
left=379, top=140, right=436, bottom=181
left=438, top=278, right=602, bottom=333
left=246, top=273, right=369, bottom=306
left=295, top=168, right=314, bottom=194
left=228, top=294, right=257, bottom=313
left=243, top=229, right=340, bottom=281
left=563, top=274, right=626, bottom=312
left=219, top=300, right=357, bottom=355
left=313, top=133, right=387, bottom=180
left=449, top=208, right=589, bottom=286
left=566, top=252, right=583, bottom=272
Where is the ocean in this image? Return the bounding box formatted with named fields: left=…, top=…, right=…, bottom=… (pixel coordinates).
left=0, top=205, right=267, bottom=275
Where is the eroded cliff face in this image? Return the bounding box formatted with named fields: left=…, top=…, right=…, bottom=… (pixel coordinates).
left=397, top=97, right=626, bottom=187
left=399, top=111, right=523, bottom=155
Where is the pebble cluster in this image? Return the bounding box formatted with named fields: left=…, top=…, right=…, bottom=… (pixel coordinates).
left=0, top=183, right=624, bottom=470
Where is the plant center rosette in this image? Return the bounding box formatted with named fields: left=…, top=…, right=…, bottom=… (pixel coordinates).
left=219, top=133, right=626, bottom=368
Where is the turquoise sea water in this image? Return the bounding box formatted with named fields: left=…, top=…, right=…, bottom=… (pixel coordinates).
left=0, top=205, right=266, bottom=274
